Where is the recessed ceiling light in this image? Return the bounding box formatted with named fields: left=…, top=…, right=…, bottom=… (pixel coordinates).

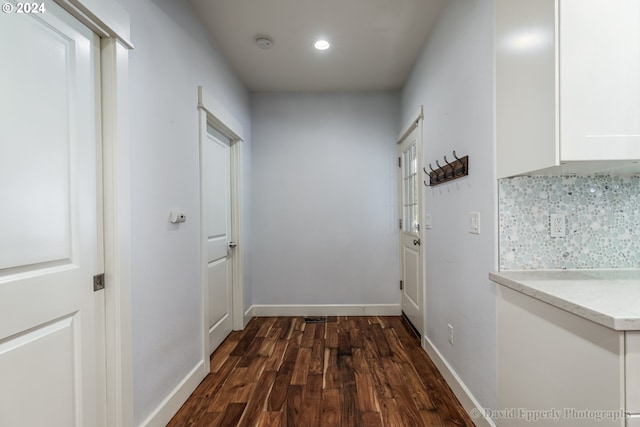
left=314, top=40, right=330, bottom=51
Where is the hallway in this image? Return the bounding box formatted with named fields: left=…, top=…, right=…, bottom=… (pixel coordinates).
left=168, top=316, right=475, bottom=426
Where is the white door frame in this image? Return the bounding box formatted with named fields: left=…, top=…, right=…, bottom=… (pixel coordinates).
left=397, top=106, right=426, bottom=346
left=52, top=1, right=134, bottom=426
left=197, top=86, right=245, bottom=371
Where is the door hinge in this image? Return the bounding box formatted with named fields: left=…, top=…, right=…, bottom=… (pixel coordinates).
left=398, top=157, right=402, bottom=168
left=93, top=273, right=105, bottom=292
left=416, top=223, right=420, bottom=232
left=399, top=218, right=402, bottom=229
left=400, top=280, right=404, bottom=290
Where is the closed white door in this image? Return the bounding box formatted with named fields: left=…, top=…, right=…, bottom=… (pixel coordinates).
left=204, top=124, right=234, bottom=354
left=398, top=126, right=424, bottom=337
left=0, top=3, right=101, bottom=427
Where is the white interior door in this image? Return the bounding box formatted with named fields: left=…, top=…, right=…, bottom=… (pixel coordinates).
left=398, top=125, right=424, bottom=337
left=204, top=124, right=234, bottom=354
left=0, top=3, right=101, bottom=426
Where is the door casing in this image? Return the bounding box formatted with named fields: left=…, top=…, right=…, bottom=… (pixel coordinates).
left=50, top=1, right=134, bottom=426
left=198, top=86, right=245, bottom=371
left=397, top=106, right=425, bottom=345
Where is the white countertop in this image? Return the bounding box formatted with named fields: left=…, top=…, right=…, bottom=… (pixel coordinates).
left=490, top=270, right=640, bottom=331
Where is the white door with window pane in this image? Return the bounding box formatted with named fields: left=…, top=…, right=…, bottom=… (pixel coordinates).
left=398, top=125, right=424, bottom=337
left=0, top=3, right=101, bottom=426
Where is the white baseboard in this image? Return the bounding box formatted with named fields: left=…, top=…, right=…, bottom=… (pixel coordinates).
left=422, top=336, right=496, bottom=427
left=250, top=304, right=401, bottom=317
left=138, top=360, right=207, bottom=427
left=243, top=305, right=253, bottom=328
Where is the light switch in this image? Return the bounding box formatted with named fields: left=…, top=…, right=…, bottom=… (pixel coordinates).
left=469, top=212, right=480, bottom=234
left=424, top=213, right=432, bottom=230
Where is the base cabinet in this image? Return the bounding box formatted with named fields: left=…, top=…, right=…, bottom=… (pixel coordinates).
left=628, top=416, right=640, bottom=427
left=627, top=332, right=640, bottom=413
left=498, top=286, right=625, bottom=426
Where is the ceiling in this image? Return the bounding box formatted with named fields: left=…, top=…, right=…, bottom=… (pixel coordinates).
left=188, top=0, right=446, bottom=92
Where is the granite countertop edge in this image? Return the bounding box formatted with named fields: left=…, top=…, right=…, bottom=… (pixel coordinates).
left=489, top=270, right=640, bottom=331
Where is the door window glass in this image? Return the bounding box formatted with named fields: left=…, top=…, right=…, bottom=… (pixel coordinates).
left=402, top=144, right=418, bottom=234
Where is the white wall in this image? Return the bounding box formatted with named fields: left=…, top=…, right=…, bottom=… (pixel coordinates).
left=401, top=0, right=497, bottom=411
left=125, top=0, right=251, bottom=423
left=251, top=92, right=400, bottom=310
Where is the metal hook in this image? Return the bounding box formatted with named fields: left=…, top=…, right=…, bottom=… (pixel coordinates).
left=429, top=164, right=439, bottom=182
left=452, top=150, right=466, bottom=176
left=436, top=160, right=447, bottom=182
left=444, top=155, right=454, bottom=179
left=422, top=167, right=432, bottom=186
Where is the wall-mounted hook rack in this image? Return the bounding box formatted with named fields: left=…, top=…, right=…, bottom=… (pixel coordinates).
left=424, top=151, right=469, bottom=186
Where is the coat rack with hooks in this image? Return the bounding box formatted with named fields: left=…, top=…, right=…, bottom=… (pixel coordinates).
left=424, top=151, right=469, bottom=186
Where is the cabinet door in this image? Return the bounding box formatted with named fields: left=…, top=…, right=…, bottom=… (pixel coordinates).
left=627, top=415, right=640, bottom=427
left=627, top=332, right=640, bottom=414
left=560, top=0, right=640, bottom=161
left=496, top=0, right=558, bottom=178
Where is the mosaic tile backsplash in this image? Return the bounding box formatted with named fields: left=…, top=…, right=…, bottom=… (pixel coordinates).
left=499, top=175, right=640, bottom=270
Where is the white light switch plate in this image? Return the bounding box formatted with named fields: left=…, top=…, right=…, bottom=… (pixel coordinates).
left=424, top=214, right=432, bottom=229
left=469, top=212, right=480, bottom=234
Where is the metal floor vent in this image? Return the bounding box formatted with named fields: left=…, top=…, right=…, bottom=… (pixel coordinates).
left=304, top=316, right=327, bottom=323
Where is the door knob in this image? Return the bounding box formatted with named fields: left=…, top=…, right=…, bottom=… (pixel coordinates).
left=413, top=239, right=421, bottom=246
left=228, top=242, right=237, bottom=249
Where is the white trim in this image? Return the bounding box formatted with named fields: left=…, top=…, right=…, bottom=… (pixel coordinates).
left=244, top=305, right=254, bottom=327
left=397, top=106, right=426, bottom=337
left=56, top=3, right=132, bottom=426
left=198, top=86, right=244, bottom=142
left=55, top=0, right=133, bottom=48
left=230, top=142, right=244, bottom=331
left=397, top=105, right=424, bottom=144
left=422, top=336, right=496, bottom=427
left=198, top=85, right=246, bottom=372
left=100, top=38, right=134, bottom=427
left=250, top=304, right=401, bottom=317
left=138, top=361, right=206, bottom=427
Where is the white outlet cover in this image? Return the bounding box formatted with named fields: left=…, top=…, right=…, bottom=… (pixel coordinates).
left=550, top=213, right=566, bottom=238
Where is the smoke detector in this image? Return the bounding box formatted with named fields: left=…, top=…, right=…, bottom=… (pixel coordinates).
left=255, top=35, right=273, bottom=50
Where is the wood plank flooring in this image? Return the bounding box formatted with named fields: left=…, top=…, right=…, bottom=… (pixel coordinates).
left=168, top=316, right=475, bottom=427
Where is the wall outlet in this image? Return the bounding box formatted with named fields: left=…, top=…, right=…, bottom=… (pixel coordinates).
left=550, top=213, right=565, bottom=238
left=448, top=323, right=454, bottom=345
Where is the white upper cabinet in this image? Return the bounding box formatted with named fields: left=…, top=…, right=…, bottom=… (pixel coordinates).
left=497, top=0, right=640, bottom=178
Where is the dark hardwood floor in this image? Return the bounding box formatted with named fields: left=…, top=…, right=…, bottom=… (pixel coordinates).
left=168, top=316, right=475, bottom=426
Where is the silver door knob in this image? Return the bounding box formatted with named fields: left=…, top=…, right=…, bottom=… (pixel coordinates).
left=228, top=242, right=237, bottom=249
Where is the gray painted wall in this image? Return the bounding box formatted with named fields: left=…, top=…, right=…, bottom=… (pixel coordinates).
left=125, top=0, right=251, bottom=423
left=401, top=0, right=497, bottom=410
left=250, top=92, right=400, bottom=307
